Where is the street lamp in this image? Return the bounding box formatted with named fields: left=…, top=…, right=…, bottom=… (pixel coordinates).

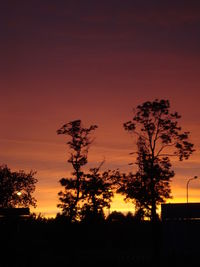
left=186, top=176, right=198, bottom=203
left=16, top=191, right=22, bottom=208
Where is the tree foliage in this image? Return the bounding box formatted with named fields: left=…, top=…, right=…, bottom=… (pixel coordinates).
left=57, top=120, right=98, bottom=221
left=120, top=99, right=194, bottom=220
left=0, top=165, right=37, bottom=208
left=81, top=161, right=113, bottom=221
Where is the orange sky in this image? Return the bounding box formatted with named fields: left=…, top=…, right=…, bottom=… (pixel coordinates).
left=1, top=1, right=200, bottom=217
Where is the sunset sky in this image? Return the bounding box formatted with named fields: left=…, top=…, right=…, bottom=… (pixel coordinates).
left=1, top=0, right=200, bottom=217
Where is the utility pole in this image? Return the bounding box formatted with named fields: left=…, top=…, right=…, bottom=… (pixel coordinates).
left=186, top=176, right=198, bottom=203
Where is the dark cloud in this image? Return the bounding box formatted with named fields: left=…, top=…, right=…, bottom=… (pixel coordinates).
left=2, top=1, right=200, bottom=50
left=1, top=0, right=200, bottom=87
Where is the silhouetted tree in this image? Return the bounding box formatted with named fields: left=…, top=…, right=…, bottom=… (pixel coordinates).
left=81, top=161, right=113, bottom=221
left=57, top=120, right=97, bottom=222
left=121, top=99, right=194, bottom=221
left=0, top=165, right=37, bottom=208
left=118, top=137, right=174, bottom=219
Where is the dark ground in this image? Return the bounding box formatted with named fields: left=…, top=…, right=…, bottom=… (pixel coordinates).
left=0, top=218, right=199, bottom=267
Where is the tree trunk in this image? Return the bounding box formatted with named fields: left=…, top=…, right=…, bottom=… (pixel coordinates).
left=151, top=198, right=157, bottom=222
left=150, top=176, right=157, bottom=222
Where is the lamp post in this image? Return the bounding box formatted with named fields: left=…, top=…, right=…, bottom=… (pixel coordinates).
left=16, top=191, right=22, bottom=208
left=17, top=191, right=22, bottom=197
left=186, top=176, right=198, bottom=203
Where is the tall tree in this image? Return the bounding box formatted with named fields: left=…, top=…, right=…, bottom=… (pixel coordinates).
left=122, top=99, right=194, bottom=221
left=57, top=120, right=97, bottom=222
left=0, top=165, right=37, bottom=208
